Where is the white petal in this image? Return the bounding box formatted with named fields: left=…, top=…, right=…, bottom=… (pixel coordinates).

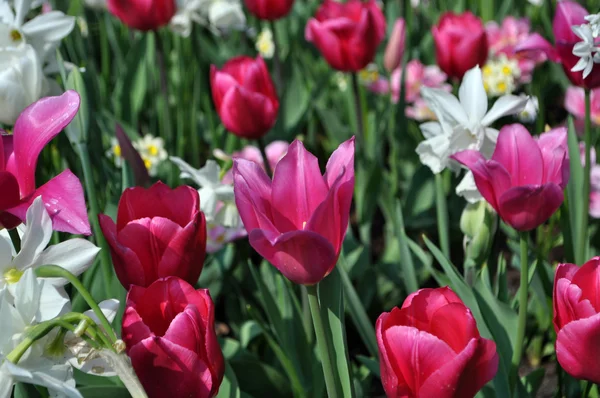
left=0, top=3, right=15, bottom=25
left=456, top=172, right=483, bottom=203
left=13, top=0, right=31, bottom=27
left=31, top=240, right=99, bottom=286
left=0, top=365, right=13, bottom=398
left=415, top=135, right=451, bottom=174
left=199, top=187, right=218, bottom=221
left=63, top=336, right=116, bottom=377
left=36, top=284, right=70, bottom=322
left=208, top=2, right=245, bottom=29
left=84, top=299, right=120, bottom=324
left=481, top=128, right=500, bottom=158
left=421, top=86, right=469, bottom=127
left=480, top=95, right=529, bottom=127
left=458, top=66, right=488, bottom=125
left=0, top=294, right=26, bottom=354
left=419, top=121, right=444, bottom=140
left=14, top=268, right=42, bottom=325
left=21, top=12, right=75, bottom=43
left=214, top=202, right=241, bottom=228
left=5, top=361, right=82, bottom=398
left=0, top=233, right=13, bottom=274
left=11, top=197, right=52, bottom=272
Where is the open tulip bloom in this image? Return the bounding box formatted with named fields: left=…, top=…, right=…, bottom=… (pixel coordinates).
left=233, top=137, right=355, bottom=285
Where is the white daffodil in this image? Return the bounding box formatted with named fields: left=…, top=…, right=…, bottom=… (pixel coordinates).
left=416, top=65, right=528, bottom=202
left=0, top=358, right=81, bottom=398
left=571, top=23, right=600, bottom=79
left=517, top=95, right=539, bottom=123
left=170, top=157, right=240, bottom=227
left=0, top=197, right=100, bottom=292
left=170, top=0, right=245, bottom=37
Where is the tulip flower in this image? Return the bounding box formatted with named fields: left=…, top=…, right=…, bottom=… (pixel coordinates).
left=99, top=182, right=207, bottom=289
left=305, top=0, right=386, bottom=72
left=233, top=137, right=355, bottom=285
left=376, top=287, right=498, bottom=398
left=244, top=0, right=294, bottom=21
left=451, top=124, right=569, bottom=231
left=432, top=12, right=488, bottom=79
left=0, top=91, right=90, bottom=235
left=515, top=1, right=600, bottom=89
left=553, top=257, right=600, bottom=383
left=122, top=277, right=224, bottom=398
left=210, top=56, right=279, bottom=139
left=383, top=18, right=406, bottom=73
left=107, top=0, right=176, bottom=31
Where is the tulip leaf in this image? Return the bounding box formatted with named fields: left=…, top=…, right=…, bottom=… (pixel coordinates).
left=64, top=67, right=90, bottom=146
left=230, top=358, right=292, bottom=397
left=78, top=386, right=130, bottom=398
left=566, top=116, right=583, bottom=264
left=216, top=361, right=241, bottom=398
left=240, top=320, right=262, bottom=348
left=283, top=64, right=310, bottom=134
left=356, top=355, right=380, bottom=379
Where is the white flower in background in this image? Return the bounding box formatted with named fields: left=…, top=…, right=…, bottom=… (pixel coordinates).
left=416, top=65, right=528, bottom=202
left=0, top=197, right=100, bottom=292
left=170, top=157, right=240, bottom=227
left=585, top=13, right=600, bottom=38
left=255, top=27, right=274, bottom=59
left=82, top=0, right=106, bottom=10
left=571, top=23, right=600, bottom=79
left=334, top=72, right=348, bottom=92
left=482, top=55, right=521, bottom=97
left=105, top=137, right=123, bottom=168
left=517, top=95, right=539, bottom=123
left=358, top=63, right=380, bottom=85
left=170, top=0, right=246, bottom=37
left=527, top=0, right=542, bottom=5
left=134, top=135, right=168, bottom=177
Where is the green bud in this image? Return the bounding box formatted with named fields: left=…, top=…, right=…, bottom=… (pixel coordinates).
left=64, top=67, right=90, bottom=146
left=460, top=201, right=498, bottom=268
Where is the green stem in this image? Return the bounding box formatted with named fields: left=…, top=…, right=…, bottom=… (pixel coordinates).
left=301, top=286, right=314, bottom=345
left=511, top=231, right=530, bottom=390
left=35, top=265, right=117, bottom=343
left=435, top=173, right=451, bottom=260
left=269, top=21, right=283, bottom=94
left=582, top=381, right=592, bottom=398
left=350, top=73, right=365, bottom=150
left=76, top=142, right=113, bottom=298
left=579, top=89, right=592, bottom=265
left=8, top=228, right=21, bottom=253
left=257, top=138, right=273, bottom=177
left=306, top=284, right=340, bottom=398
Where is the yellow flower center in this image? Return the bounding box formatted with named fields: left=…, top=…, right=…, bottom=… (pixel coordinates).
left=495, top=81, right=507, bottom=94
left=113, top=145, right=122, bottom=157
left=482, top=65, right=493, bottom=77
left=144, top=158, right=152, bottom=170
left=10, top=29, right=22, bottom=43
left=501, top=65, right=512, bottom=76
left=148, top=145, right=158, bottom=156
left=4, top=268, right=23, bottom=284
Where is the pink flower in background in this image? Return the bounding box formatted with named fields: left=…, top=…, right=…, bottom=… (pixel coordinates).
left=579, top=143, right=600, bottom=219
left=565, top=86, right=600, bottom=127
left=390, top=60, right=451, bottom=104
left=206, top=222, right=247, bottom=253
left=383, top=18, right=406, bottom=72
left=0, top=91, right=91, bottom=235
left=406, top=98, right=438, bottom=121
left=486, top=17, right=546, bottom=83
left=217, top=141, right=289, bottom=184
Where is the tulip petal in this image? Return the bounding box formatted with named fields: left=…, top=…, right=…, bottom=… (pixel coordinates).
left=7, top=170, right=91, bottom=235
left=498, top=183, right=564, bottom=231
left=323, top=137, right=355, bottom=188
left=492, top=124, right=543, bottom=186
left=400, top=287, right=462, bottom=330
left=122, top=304, right=153, bottom=352
left=305, top=19, right=346, bottom=71
left=571, top=257, right=600, bottom=312
left=537, top=127, right=569, bottom=188
left=271, top=140, right=329, bottom=231
left=564, top=86, right=586, bottom=119
left=0, top=171, right=20, bottom=212
left=553, top=262, right=582, bottom=331
left=553, top=1, right=588, bottom=45
left=163, top=305, right=205, bottom=353
left=556, top=313, right=600, bottom=384
left=129, top=337, right=213, bottom=398
left=514, top=33, right=560, bottom=63
left=249, top=229, right=337, bottom=285
left=429, top=303, right=479, bottom=352
left=376, top=311, right=409, bottom=397
left=11, top=91, right=80, bottom=196
left=219, top=85, right=277, bottom=139
left=453, top=338, right=499, bottom=398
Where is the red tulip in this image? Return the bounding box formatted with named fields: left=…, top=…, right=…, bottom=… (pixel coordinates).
left=122, top=277, right=224, bottom=398
left=244, top=0, right=295, bottom=20
left=451, top=125, right=569, bottom=231
left=432, top=12, right=488, bottom=80
left=305, top=0, right=386, bottom=72
left=107, top=0, right=176, bottom=31
left=554, top=258, right=600, bottom=383
left=515, top=1, right=600, bottom=89
left=210, top=56, right=279, bottom=139
left=376, top=287, right=498, bottom=398
left=384, top=18, right=406, bottom=73
left=99, top=182, right=206, bottom=289
left=233, top=137, right=355, bottom=285
left=0, top=91, right=90, bottom=235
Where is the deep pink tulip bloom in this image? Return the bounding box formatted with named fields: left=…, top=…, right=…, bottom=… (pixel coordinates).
left=99, top=182, right=207, bottom=289
left=122, top=277, right=225, bottom=398
left=305, top=0, right=386, bottom=72
left=451, top=124, right=569, bottom=231
left=244, top=0, right=294, bottom=20
left=210, top=56, right=279, bottom=139
left=107, top=0, right=176, bottom=31
left=516, top=1, right=600, bottom=89
left=233, top=137, right=355, bottom=285
left=376, top=287, right=498, bottom=398
left=0, top=91, right=90, bottom=235
left=432, top=12, right=488, bottom=80
left=384, top=18, right=406, bottom=73
left=554, top=257, right=600, bottom=383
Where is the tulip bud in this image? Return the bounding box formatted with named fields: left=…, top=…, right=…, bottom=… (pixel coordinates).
left=107, top=0, right=176, bottom=31
left=460, top=201, right=497, bottom=268
left=383, top=18, right=406, bottom=72
left=244, top=0, right=295, bottom=21
left=64, top=68, right=90, bottom=146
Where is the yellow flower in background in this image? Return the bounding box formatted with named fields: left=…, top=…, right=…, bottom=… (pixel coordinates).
left=482, top=55, right=521, bottom=97
left=256, top=28, right=275, bottom=59
left=106, top=137, right=123, bottom=167
left=358, top=63, right=380, bottom=85
left=135, top=135, right=168, bottom=177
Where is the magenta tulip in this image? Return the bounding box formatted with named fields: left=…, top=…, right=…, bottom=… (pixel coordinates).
left=515, top=1, right=600, bottom=89
left=554, top=257, right=600, bottom=383
left=107, top=0, right=176, bottom=31
left=122, top=277, right=225, bottom=398
left=451, top=124, right=569, bottom=231
left=233, top=137, right=355, bottom=285
left=243, top=0, right=295, bottom=20
left=377, top=287, right=498, bottom=397
left=0, top=91, right=90, bottom=235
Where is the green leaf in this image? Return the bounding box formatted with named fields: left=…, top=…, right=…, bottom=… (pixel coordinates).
left=230, top=358, right=292, bottom=397
left=240, top=320, right=262, bottom=348
left=64, top=67, right=90, bottom=146
left=78, top=386, right=130, bottom=398
left=356, top=356, right=380, bottom=379
left=217, top=361, right=241, bottom=398
left=283, top=64, right=310, bottom=133
left=566, top=116, right=583, bottom=264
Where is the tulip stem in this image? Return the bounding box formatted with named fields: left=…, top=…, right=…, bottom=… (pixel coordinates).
left=270, top=21, right=283, bottom=95
left=76, top=142, right=114, bottom=299
left=351, top=73, right=365, bottom=149
left=35, top=265, right=118, bottom=344
left=306, top=284, right=340, bottom=398
left=578, top=89, right=592, bottom=265
left=511, top=231, right=530, bottom=388
left=257, top=138, right=273, bottom=177
left=435, top=173, right=451, bottom=260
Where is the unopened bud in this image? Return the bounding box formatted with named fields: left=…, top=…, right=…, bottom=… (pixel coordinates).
left=460, top=201, right=497, bottom=268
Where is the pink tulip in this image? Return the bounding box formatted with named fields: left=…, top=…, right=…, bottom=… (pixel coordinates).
left=485, top=17, right=547, bottom=83
left=516, top=1, right=600, bottom=89
left=578, top=143, right=600, bottom=219
left=390, top=60, right=451, bottom=104
left=233, top=137, right=355, bottom=285
left=377, top=287, right=498, bottom=397
left=451, top=124, right=569, bottom=231
left=217, top=140, right=289, bottom=185
left=0, top=91, right=90, bottom=235
left=564, top=86, right=600, bottom=127
left=384, top=18, right=406, bottom=72
left=554, top=258, right=600, bottom=383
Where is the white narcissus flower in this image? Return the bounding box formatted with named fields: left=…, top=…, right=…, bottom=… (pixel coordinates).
left=0, top=358, right=81, bottom=398
left=416, top=65, right=528, bottom=202
left=0, top=197, right=100, bottom=292
left=170, top=0, right=246, bottom=37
